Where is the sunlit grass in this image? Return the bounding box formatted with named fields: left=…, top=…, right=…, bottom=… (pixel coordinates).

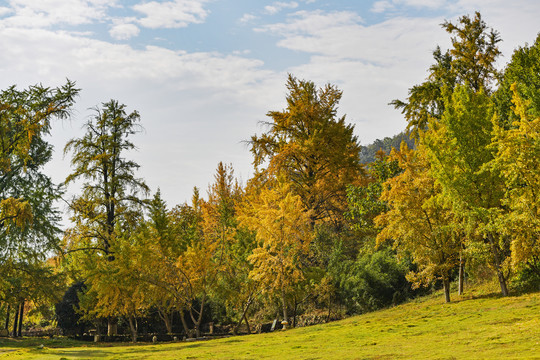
left=1, top=283, right=539, bottom=359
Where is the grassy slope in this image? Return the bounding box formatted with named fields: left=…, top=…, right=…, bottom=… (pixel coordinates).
left=1, top=285, right=540, bottom=360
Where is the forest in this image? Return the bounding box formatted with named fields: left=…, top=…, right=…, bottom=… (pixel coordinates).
left=1, top=12, right=540, bottom=342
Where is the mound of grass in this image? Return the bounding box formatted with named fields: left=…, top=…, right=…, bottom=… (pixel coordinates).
left=1, top=285, right=539, bottom=359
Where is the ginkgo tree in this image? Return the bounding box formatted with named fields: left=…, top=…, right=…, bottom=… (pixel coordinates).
left=491, top=84, right=540, bottom=276
left=64, top=99, right=149, bottom=261
left=238, top=179, right=313, bottom=328
left=63, top=100, right=149, bottom=335
left=423, top=85, right=510, bottom=296
left=250, top=74, right=364, bottom=225
left=375, top=143, right=460, bottom=303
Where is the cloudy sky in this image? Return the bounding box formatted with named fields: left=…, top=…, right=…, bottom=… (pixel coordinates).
left=1, top=0, right=539, bottom=219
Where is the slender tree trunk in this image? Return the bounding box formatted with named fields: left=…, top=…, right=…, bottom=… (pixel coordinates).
left=458, top=251, right=465, bottom=296
left=281, top=284, right=288, bottom=329
left=442, top=275, right=451, bottom=303
left=292, top=297, right=297, bottom=328
left=4, top=304, right=10, bottom=331
left=158, top=310, right=173, bottom=334
left=107, top=317, right=118, bottom=336
left=17, top=301, right=24, bottom=337
left=180, top=309, right=190, bottom=338
left=234, top=297, right=253, bottom=335
left=242, top=313, right=251, bottom=334
left=127, top=316, right=138, bottom=343
left=194, top=295, right=206, bottom=338
left=487, top=233, right=509, bottom=296
left=12, top=303, right=19, bottom=337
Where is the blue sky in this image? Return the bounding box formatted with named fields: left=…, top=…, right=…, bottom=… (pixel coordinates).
left=0, top=0, right=539, bottom=220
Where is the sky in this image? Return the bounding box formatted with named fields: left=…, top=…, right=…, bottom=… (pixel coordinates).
left=1, top=0, right=540, bottom=223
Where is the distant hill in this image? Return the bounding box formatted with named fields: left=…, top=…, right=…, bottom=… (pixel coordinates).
left=360, top=131, right=415, bottom=163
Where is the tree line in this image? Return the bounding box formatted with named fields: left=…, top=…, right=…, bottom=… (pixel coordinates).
left=1, top=11, right=540, bottom=341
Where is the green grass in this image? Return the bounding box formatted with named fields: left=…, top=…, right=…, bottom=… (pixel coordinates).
left=2, top=285, right=540, bottom=359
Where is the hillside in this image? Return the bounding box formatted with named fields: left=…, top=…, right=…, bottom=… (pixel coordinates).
left=2, top=283, right=539, bottom=359
left=359, top=131, right=415, bottom=164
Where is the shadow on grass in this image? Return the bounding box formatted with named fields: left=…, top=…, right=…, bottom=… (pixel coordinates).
left=0, top=337, right=88, bottom=349
left=27, top=342, right=192, bottom=359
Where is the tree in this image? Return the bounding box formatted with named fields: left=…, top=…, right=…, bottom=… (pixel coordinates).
left=238, top=180, right=312, bottom=327
left=392, top=12, right=501, bottom=137
left=64, top=99, right=148, bottom=260
left=250, top=74, right=364, bottom=225
left=0, top=81, right=78, bottom=336
left=63, top=100, right=148, bottom=335
left=0, top=80, right=78, bottom=251
left=495, top=34, right=540, bottom=127
left=491, top=84, right=540, bottom=276
left=423, top=85, right=509, bottom=296
left=375, top=143, right=460, bottom=302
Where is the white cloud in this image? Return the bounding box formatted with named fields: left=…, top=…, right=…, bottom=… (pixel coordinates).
left=371, top=1, right=394, bottom=13
left=0, top=25, right=282, bottom=207
left=264, top=1, right=299, bottom=15
left=0, top=7, right=13, bottom=16
left=133, top=0, right=210, bottom=29
left=109, top=22, right=140, bottom=40
left=0, top=0, right=114, bottom=28
left=371, top=0, right=449, bottom=13
left=239, top=13, right=257, bottom=24
left=396, top=0, right=448, bottom=9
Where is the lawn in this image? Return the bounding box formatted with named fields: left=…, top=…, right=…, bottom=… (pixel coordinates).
left=1, top=285, right=539, bottom=359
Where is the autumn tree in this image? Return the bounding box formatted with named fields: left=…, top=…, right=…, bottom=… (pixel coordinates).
left=250, top=74, right=364, bottom=225
left=375, top=143, right=460, bottom=303
left=238, top=180, right=312, bottom=327
left=423, top=85, right=509, bottom=296
left=491, top=84, right=540, bottom=277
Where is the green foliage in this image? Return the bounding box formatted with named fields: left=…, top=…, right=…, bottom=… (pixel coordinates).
left=393, top=12, right=501, bottom=137
left=495, top=34, right=540, bottom=127
left=347, top=151, right=400, bottom=237
left=330, top=247, right=411, bottom=314
left=64, top=99, right=149, bottom=258
left=359, top=131, right=415, bottom=164
left=55, top=282, right=91, bottom=336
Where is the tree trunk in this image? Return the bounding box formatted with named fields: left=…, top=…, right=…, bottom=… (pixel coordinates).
left=281, top=284, right=288, bottom=329
left=242, top=313, right=251, bottom=334
left=497, top=269, right=509, bottom=297
left=158, top=309, right=173, bottom=334
left=458, top=251, right=465, bottom=296
left=12, top=303, right=19, bottom=337
left=180, top=309, right=190, bottom=338
left=234, top=296, right=253, bottom=335
left=127, top=316, right=138, bottom=343
left=443, top=276, right=451, bottom=303
left=292, top=297, right=297, bottom=328
left=17, top=301, right=24, bottom=337
left=4, top=304, right=10, bottom=330
left=107, top=317, right=118, bottom=336
left=194, top=295, right=206, bottom=338
left=487, top=233, right=509, bottom=296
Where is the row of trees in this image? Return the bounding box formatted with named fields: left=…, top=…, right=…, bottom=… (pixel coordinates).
left=381, top=12, right=540, bottom=301
left=1, top=11, right=540, bottom=341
